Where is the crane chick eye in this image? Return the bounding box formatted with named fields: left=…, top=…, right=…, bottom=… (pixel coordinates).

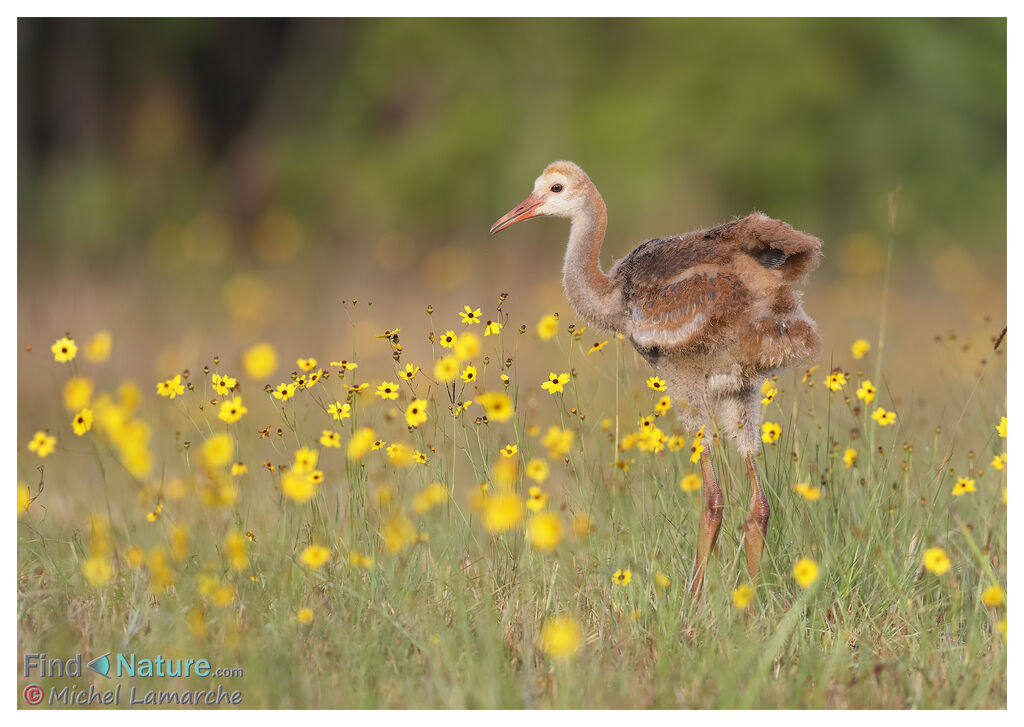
left=550, top=184, right=563, bottom=193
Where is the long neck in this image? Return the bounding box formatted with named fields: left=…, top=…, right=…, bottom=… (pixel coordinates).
left=561, top=186, right=621, bottom=331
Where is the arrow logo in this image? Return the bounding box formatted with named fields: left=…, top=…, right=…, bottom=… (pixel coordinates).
left=87, top=653, right=111, bottom=678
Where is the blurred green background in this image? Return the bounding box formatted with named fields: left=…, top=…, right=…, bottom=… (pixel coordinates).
left=17, top=18, right=1006, bottom=425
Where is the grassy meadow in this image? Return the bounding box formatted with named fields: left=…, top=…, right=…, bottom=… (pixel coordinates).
left=17, top=268, right=1007, bottom=709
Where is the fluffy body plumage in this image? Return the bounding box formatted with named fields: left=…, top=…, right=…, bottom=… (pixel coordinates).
left=610, top=212, right=822, bottom=452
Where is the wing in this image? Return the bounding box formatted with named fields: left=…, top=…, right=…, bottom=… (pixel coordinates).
left=728, top=212, right=823, bottom=282
left=613, top=235, right=750, bottom=353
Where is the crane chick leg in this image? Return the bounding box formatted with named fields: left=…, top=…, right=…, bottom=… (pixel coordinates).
left=691, top=447, right=724, bottom=598
left=743, top=452, right=770, bottom=581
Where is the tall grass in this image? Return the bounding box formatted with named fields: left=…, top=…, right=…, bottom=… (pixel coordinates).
left=17, top=291, right=1006, bottom=708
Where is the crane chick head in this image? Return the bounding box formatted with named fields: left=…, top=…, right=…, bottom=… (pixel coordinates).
left=490, top=161, right=593, bottom=234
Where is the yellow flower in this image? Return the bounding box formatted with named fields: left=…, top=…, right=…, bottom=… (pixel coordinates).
left=801, top=365, right=819, bottom=384
left=922, top=547, right=951, bottom=575
left=761, top=421, right=782, bottom=443
left=118, top=380, right=142, bottom=412
left=376, top=381, right=399, bottom=400
left=525, top=458, right=549, bottom=484
left=328, top=401, right=351, bottom=420
left=856, top=379, right=876, bottom=404
left=211, top=373, right=237, bottom=395
left=300, top=544, right=331, bottom=570
left=527, top=485, right=549, bottom=512
left=123, top=545, right=145, bottom=568
left=536, top=313, right=559, bottom=340
left=476, top=391, right=514, bottom=422
left=51, top=335, right=78, bottom=363
left=297, top=607, right=314, bottom=624
left=281, top=471, right=316, bottom=503
left=439, top=330, right=458, bottom=348
left=72, top=408, right=94, bottom=436
left=414, top=450, right=428, bottom=465
left=996, top=618, right=1007, bottom=642
left=570, top=513, right=593, bottom=537
left=842, top=447, right=857, bottom=468
left=201, top=433, right=233, bottom=469
left=383, top=514, right=418, bottom=553
left=824, top=371, right=847, bottom=391
left=273, top=382, right=297, bottom=401
left=981, top=585, right=1005, bottom=607
left=612, top=569, right=632, bottom=586
left=792, top=483, right=821, bottom=501
left=872, top=407, right=896, bottom=426
left=297, top=357, right=317, bottom=371
left=349, top=551, right=374, bottom=569
left=242, top=342, right=278, bottom=379
left=82, top=556, right=112, bottom=588
left=386, top=443, right=415, bottom=468
left=541, top=372, right=570, bottom=394
left=646, top=376, right=666, bottom=392
left=494, top=444, right=516, bottom=460
left=732, top=584, right=755, bottom=609
left=347, top=427, right=375, bottom=460
left=461, top=365, right=477, bottom=383
left=528, top=512, right=563, bottom=551
left=398, top=363, right=420, bottom=380
left=951, top=476, right=976, bottom=496
left=331, top=360, right=358, bottom=370
left=761, top=385, right=778, bottom=404
left=851, top=338, right=871, bottom=360
left=997, top=416, right=1007, bottom=438
left=434, top=355, right=459, bottom=383
left=157, top=374, right=185, bottom=399
left=540, top=615, right=583, bottom=660
left=170, top=524, right=189, bottom=561
left=222, top=529, right=248, bottom=571
left=293, top=447, right=318, bottom=474
left=485, top=320, right=503, bottom=336
left=792, top=558, right=819, bottom=588
left=541, top=426, right=574, bottom=459
left=320, top=430, right=341, bottom=448
left=28, top=430, right=56, bottom=458
left=588, top=340, right=608, bottom=355
left=231, top=462, right=248, bottom=476
left=992, top=453, right=1007, bottom=471
left=662, top=435, right=682, bottom=451
left=63, top=377, right=94, bottom=411
left=218, top=396, right=247, bottom=424
left=83, top=330, right=112, bottom=362
left=148, top=548, right=175, bottom=590
left=654, top=572, right=671, bottom=589
left=412, top=483, right=448, bottom=513
left=483, top=492, right=524, bottom=532
left=459, top=305, right=482, bottom=324
left=454, top=332, right=481, bottom=360
left=654, top=395, right=672, bottom=415
left=404, top=399, right=427, bottom=428
left=679, top=474, right=701, bottom=492
left=17, top=482, right=31, bottom=516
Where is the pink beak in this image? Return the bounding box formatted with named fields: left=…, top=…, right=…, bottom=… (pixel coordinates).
left=490, top=193, right=544, bottom=234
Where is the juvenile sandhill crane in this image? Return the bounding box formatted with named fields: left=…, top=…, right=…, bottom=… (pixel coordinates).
left=491, top=161, right=822, bottom=596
